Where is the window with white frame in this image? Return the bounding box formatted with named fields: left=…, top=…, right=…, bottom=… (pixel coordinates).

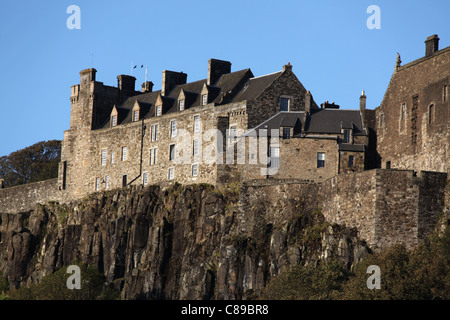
left=111, top=115, right=117, bottom=127
left=151, top=124, right=159, bottom=141
left=343, top=130, right=351, bottom=143
left=133, top=110, right=139, bottom=122
left=168, top=167, right=174, bottom=180
left=156, top=105, right=162, bottom=116
left=194, top=115, right=200, bottom=132
left=143, top=172, right=148, bottom=186
left=193, top=139, right=199, bottom=156
left=150, top=148, right=158, bottom=165
left=192, top=164, right=198, bottom=177
left=101, top=149, right=107, bottom=166
left=170, top=120, right=177, bottom=138
left=111, top=152, right=115, bottom=164
left=95, top=177, right=100, bottom=191
left=121, top=146, right=128, bottom=161
left=179, top=99, right=185, bottom=111
left=202, top=94, right=208, bottom=106
left=105, top=175, right=110, bottom=189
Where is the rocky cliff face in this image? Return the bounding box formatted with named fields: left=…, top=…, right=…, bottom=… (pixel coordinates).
left=0, top=182, right=370, bottom=299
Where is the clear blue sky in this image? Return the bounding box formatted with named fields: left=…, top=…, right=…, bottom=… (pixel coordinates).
left=0, top=0, right=449, bottom=157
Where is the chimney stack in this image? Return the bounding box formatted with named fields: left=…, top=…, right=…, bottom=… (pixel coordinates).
left=207, top=59, right=231, bottom=86
left=117, top=74, right=136, bottom=92
left=425, top=34, right=439, bottom=57
left=360, top=90, right=367, bottom=111
left=141, top=81, right=154, bottom=93
left=161, top=70, right=187, bottom=96
left=305, top=91, right=312, bottom=113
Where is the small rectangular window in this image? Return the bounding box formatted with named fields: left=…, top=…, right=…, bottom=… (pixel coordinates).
left=202, top=94, right=208, bottom=106
left=156, top=105, right=162, bottom=116
left=111, top=152, right=115, bottom=164
left=343, top=130, right=351, bottom=143
left=168, top=168, right=174, bottom=180
left=121, top=146, right=127, bottom=161
left=95, top=177, right=100, bottom=191
left=401, top=103, right=406, bottom=121
left=194, top=115, right=200, bottom=133
left=179, top=99, right=185, bottom=111
left=379, top=113, right=384, bottom=128
left=122, top=175, right=127, bottom=187
left=192, top=164, right=198, bottom=177
left=111, top=115, right=117, bottom=127
left=444, top=85, right=447, bottom=102
left=193, top=139, right=199, bottom=156
left=170, top=120, right=177, bottom=138
left=282, top=128, right=291, bottom=140
left=349, top=155, right=354, bottom=167
left=317, top=152, right=325, bottom=168
left=101, top=149, right=107, bottom=166
left=133, top=110, right=139, bottom=122
left=169, top=144, right=175, bottom=161
left=143, top=172, right=148, bottom=186
left=154, top=148, right=158, bottom=164
left=280, top=98, right=290, bottom=111
left=105, top=175, right=110, bottom=189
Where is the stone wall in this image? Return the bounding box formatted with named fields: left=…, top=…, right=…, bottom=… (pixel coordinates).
left=376, top=47, right=449, bottom=173
left=0, top=179, right=61, bottom=214
left=320, top=169, right=448, bottom=250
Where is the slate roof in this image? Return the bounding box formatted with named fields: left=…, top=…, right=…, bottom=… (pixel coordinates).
left=305, top=109, right=366, bottom=136
left=99, top=68, right=273, bottom=129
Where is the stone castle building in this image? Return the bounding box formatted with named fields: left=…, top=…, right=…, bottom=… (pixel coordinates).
left=0, top=35, right=448, bottom=250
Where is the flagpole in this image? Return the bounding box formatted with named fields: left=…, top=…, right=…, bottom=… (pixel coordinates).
left=145, top=66, right=148, bottom=91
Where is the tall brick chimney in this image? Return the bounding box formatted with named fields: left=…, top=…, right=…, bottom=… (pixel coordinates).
left=425, top=34, right=439, bottom=57
left=141, top=81, right=154, bottom=93
left=117, top=74, right=136, bottom=92
left=207, top=59, right=231, bottom=86
left=161, top=70, right=187, bottom=96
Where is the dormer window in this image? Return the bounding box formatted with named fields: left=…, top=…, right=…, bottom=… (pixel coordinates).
left=343, top=129, right=351, bottom=143
left=282, top=127, right=291, bottom=139
left=111, top=115, right=117, bottom=127
left=133, top=110, right=139, bottom=122
left=111, top=105, right=118, bottom=127
left=156, top=105, right=162, bottom=116
left=179, top=99, right=185, bottom=111
left=202, top=94, right=208, bottom=106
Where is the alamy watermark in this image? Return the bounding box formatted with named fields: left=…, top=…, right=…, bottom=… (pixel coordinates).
left=66, top=265, right=81, bottom=289
left=366, top=5, right=381, bottom=30
left=366, top=265, right=381, bottom=289
left=67, top=5, right=81, bottom=30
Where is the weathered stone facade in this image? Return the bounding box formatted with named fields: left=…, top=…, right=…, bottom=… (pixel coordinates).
left=1, top=35, right=449, bottom=254
left=375, top=35, right=449, bottom=173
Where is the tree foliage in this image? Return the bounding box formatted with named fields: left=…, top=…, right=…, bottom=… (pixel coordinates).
left=5, top=264, right=120, bottom=300
left=0, top=140, right=61, bottom=187
left=261, top=225, right=450, bottom=300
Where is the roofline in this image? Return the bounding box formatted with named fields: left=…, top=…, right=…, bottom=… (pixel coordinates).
left=243, top=111, right=305, bottom=136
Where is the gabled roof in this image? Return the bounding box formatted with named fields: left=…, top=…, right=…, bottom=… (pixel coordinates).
left=232, top=71, right=283, bottom=102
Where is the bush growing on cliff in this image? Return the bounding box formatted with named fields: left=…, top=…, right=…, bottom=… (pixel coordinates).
left=6, top=264, right=120, bottom=300
left=260, top=225, right=450, bottom=300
